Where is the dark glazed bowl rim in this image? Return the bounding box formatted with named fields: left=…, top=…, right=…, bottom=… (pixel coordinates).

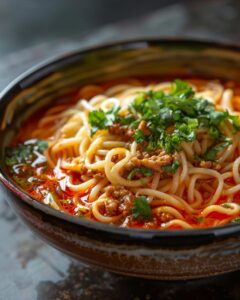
left=1, top=37, right=240, bottom=245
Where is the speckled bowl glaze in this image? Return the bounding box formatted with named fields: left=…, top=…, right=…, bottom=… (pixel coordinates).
left=1, top=39, right=240, bottom=280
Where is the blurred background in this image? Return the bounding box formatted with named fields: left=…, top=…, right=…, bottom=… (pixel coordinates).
left=1, top=0, right=240, bottom=299
left=0, top=0, right=240, bottom=84
left=0, top=0, right=183, bottom=55
left=0, top=0, right=240, bottom=87
left=1, top=0, right=240, bottom=55
left=1, top=0, right=180, bottom=55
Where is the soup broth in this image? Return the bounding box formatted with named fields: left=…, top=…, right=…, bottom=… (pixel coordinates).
left=5, top=77, right=240, bottom=229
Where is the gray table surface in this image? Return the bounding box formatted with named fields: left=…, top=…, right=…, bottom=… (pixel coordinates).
left=1, top=0, right=240, bottom=299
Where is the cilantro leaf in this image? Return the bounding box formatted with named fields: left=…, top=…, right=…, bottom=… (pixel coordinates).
left=88, top=106, right=120, bottom=136
left=127, top=167, right=153, bottom=180
left=88, top=109, right=106, bottom=135
left=203, top=139, right=232, bottom=161
left=132, top=196, right=152, bottom=221
left=133, top=129, right=145, bottom=144
left=162, top=160, right=180, bottom=173
left=231, top=217, right=240, bottom=223
left=222, top=203, right=232, bottom=209
left=88, top=79, right=240, bottom=155
left=209, top=111, right=229, bottom=126
left=5, top=139, right=48, bottom=167
left=116, top=113, right=136, bottom=126
left=230, top=115, right=240, bottom=130
left=195, top=216, right=205, bottom=223
left=208, top=126, right=221, bottom=139
left=170, top=79, right=194, bottom=98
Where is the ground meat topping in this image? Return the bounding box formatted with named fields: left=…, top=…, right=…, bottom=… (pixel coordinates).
left=105, top=199, right=119, bottom=216
left=131, top=150, right=173, bottom=171
left=108, top=123, right=124, bottom=136
left=119, top=198, right=133, bottom=217
left=106, top=185, right=131, bottom=199
left=108, top=123, right=135, bottom=140
left=105, top=185, right=133, bottom=217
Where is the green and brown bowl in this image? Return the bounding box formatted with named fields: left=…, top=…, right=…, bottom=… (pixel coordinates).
left=1, top=39, right=240, bottom=280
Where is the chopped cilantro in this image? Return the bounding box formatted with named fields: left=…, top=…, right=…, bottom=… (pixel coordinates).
left=62, top=199, right=72, bottom=204
left=132, top=196, right=152, bottom=221
left=139, top=178, right=147, bottom=186
left=88, top=80, right=240, bottom=156
left=133, top=130, right=145, bottom=144
left=230, top=115, right=240, bottom=130
left=195, top=216, right=205, bottom=223
left=12, top=175, right=29, bottom=187
left=127, top=167, right=153, bottom=180
left=203, top=139, right=232, bottom=161
left=76, top=206, right=89, bottom=217
left=222, top=203, right=232, bottom=209
left=162, top=160, right=180, bottom=174
left=5, top=139, right=48, bottom=167
left=208, top=110, right=229, bottom=126
left=33, top=140, right=48, bottom=153
left=208, top=126, right=221, bottom=139
left=231, top=217, right=240, bottom=223
left=89, top=106, right=120, bottom=136
left=5, top=139, right=48, bottom=189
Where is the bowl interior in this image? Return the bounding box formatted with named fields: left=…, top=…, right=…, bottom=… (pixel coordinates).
left=1, top=39, right=240, bottom=244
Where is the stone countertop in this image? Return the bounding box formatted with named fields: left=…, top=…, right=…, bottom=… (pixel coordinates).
left=1, top=0, right=240, bottom=299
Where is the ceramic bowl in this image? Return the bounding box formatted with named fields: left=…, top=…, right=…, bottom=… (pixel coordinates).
left=1, top=39, right=240, bottom=280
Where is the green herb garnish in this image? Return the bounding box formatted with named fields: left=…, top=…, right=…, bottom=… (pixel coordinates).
left=62, top=199, right=72, bottom=204
left=12, top=175, right=29, bottom=187
left=5, top=139, right=48, bottom=167
left=133, top=129, right=146, bottom=144
left=204, top=139, right=232, bottom=161
left=162, top=160, right=180, bottom=174
left=88, top=80, right=240, bottom=159
left=195, top=216, right=205, bottom=223
left=5, top=139, right=48, bottom=188
left=222, top=203, right=232, bottom=209
left=231, top=217, right=240, bottom=223
left=132, top=196, right=152, bottom=221
left=88, top=106, right=120, bottom=136
left=127, top=167, right=153, bottom=180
